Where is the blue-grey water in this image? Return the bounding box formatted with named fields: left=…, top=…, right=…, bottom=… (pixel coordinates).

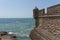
left=0, top=18, right=35, bottom=40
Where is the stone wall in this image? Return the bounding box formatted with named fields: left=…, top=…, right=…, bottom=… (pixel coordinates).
left=33, top=4, right=60, bottom=27
left=30, top=4, right=60, bottom=40
left=33, top=4, right=60, bottom=17
left=39, top=16, right=60, bottom=36
left=38, top=9, right=45, bottom=16
left=47, top=4, right=60, bottom=15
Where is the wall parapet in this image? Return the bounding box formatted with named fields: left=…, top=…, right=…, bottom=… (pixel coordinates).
left=33, top=4, right=60, bottom=18
left=38, top=15, right=60, bottom=18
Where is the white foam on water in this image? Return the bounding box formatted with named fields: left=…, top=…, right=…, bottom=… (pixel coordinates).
left=26, top=35, right=29, bottom=37
left=8, top=32, right=13, bottom=34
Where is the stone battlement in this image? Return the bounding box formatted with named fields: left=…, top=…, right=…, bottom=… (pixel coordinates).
left=30, top=4, right=60, bottom=40
left=33, top=4, right=60, bottom=18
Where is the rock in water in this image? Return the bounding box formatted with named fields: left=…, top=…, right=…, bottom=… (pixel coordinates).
left=1, top=34, right=17, bottom=40
left=0, top=32, right=8, bottom=36
left=30, top=4, right=60, bottom=40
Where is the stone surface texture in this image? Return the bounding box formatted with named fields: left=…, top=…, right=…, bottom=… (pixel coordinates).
left=30, top=4, right=60, bottom=40
left=0, top=32, right=17, bottom=40
left=1, top=34, right=17, bottom=40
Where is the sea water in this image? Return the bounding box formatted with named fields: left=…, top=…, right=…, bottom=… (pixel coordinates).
left=0, top=18, right=35, bottom=40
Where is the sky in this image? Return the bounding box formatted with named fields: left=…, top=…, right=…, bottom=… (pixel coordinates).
left=0, top=0, right=60, bottom=18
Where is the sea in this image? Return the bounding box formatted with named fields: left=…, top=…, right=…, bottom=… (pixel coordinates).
left=0, top=18, right=35, bottom=40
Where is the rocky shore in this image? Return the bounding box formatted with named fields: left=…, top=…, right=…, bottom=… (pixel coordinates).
left=0, top=32, right=17, bottom=40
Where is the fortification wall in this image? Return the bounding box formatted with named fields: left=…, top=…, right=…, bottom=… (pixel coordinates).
left=38, top=16, right=60, bottom=34
left=35, top=4, right=60, bottom=26
left=38, top=9, right=45, bottom=16
left=30, top=4, right=60, bottom=40
left=47, top=4, right=60, bottom=15
left=34, top=4, right=60, bottom=17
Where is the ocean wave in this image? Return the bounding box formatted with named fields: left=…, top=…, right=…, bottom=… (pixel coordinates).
left=8, top=32, right=29, bottom=38
left=8, top=32, right=13, bottom=34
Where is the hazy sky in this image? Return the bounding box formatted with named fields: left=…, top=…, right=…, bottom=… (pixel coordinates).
left=0, top=0, right=60, bottom=18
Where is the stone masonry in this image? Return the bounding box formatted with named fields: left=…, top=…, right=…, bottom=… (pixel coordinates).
left=30, top=4, right=60, bottom=40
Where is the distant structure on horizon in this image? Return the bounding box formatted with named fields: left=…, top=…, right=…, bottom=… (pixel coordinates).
left=30, top=4, right=60, bottom=40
